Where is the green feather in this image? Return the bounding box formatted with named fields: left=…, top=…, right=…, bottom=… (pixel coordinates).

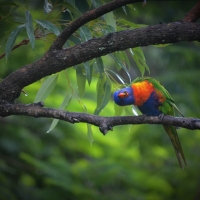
left=132, top=77, right=187, bottom=169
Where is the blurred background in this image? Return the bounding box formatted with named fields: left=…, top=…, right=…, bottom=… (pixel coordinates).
left=0, top=0, right=200, bottom=199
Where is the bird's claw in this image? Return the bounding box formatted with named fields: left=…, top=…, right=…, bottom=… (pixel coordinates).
left=159, top=113, right=165, bottom=122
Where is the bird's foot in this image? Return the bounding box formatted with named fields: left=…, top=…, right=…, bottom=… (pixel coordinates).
left=159, top=113, right=165, bottom=122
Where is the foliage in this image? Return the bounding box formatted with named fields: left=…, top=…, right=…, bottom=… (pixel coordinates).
left=0, top=0, right=200, bottom=200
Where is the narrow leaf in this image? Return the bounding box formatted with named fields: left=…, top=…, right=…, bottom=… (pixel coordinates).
left=114, top=103, right=124, bottom=116
left=94, top=75, right=111, bottom=115
left=117, top=18, right=147, bottom=29
left=5, top=24, right=25, bottom=60
left=79, top=26, right=92, bottom=42
left=47, top=94, right=72, bottom=133
left=122, top=6, right=127, bottom=15
left=35, top=19, right=60, bottom=36
left=62, top=2, right=82, bottom=17
left=84, top=61, right=93, bottom=85
left=110, top=52, right=131, bottom=83
left=91, top=0, right=102, bottom=8
left=25, top=10, right=35, bottom=49
left=131, top=47, right=150, bottom=76
left=96, top=57, right=104, bottom=78
left=34, top=74, right=58, bottom=102
left=105, top=11, right=116, bottom=31
left=106, top=69, right=125, bottom=84
left=76, top=66, right=86, bottom=97
left=44, top=0, right=53, bottom=14
left=87, top=124, right=93, bottom=145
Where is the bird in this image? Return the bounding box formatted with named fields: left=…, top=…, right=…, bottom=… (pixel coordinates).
left=113, top=76, right=187, bottom=169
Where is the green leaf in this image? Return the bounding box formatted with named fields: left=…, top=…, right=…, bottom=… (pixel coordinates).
left=94, top=75, right=111, bottom=115
left=35, top=19, right=60, bottom=36
left=114, top=103, right=124, bottom=116
left=130, top=47, right=150, bottom=76
left=105, top=11, right=116, bottom=31
left=87, top=124, right=93, bottom=145
left=117, top=18, right=147, bottom=29
left=44, top=0, right=53, bottom=14
left=76, top=66, right=86, bottom=97
left=110, top=52, right=131, bottom=83
left=5, top=24, right=25, bottom=60
left=84, top=61, right=93, bottom=85
left=34, top=74, right=58, bottom=102
left=82, top=105, right=94, bottom=144
left=0, top=1, right=19, bottom=7
left=79, top=26, right=92, bottom=42
left=96, top=57, right=104, bottom=78
left=47, top=94, right=72, bottom=133
left=66, top=0, right=75, bottom=6
left=25, top=10, right=35, bottom=49
left=63, top=2, right=82, bottom=17
left=106, top=69, right=125, bottom=84
left=90, top=0, right=102, bottom=8
left=122, top=6, right=127, bottom=15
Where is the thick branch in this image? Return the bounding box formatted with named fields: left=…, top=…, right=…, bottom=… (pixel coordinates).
left=0, top=103, right=199, bottom=134
left=0, top=22, right=200, bottom=102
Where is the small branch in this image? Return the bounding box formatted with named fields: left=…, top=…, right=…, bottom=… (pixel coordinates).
left=183, top=0, right=200, bottom=22
left=0, top=103, right=200, bottom=134
left=0, top=39, right=29, bottom=59
left=50, top=0, right=143, bottom=50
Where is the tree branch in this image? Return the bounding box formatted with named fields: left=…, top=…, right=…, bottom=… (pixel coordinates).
left=0, top=103, right=200, bottom=135
left=50, top=0, right=143, bottom=50
left=0, top=22, right=200, bottom=102
left=183, top=0, right=200, bottom=22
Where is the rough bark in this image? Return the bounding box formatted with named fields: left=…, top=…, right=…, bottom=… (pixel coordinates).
left=0, top=0, right=200, bottom=133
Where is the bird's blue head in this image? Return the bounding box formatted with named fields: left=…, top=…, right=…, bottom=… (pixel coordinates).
left=113, top=87, right=135, bottom=106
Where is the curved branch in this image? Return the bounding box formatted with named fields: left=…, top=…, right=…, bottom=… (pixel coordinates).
left=50, top=0, right=143, bottom=50
left=0, top=103, right=200, bottom=134
left=0, top=22, right=200, bottom=102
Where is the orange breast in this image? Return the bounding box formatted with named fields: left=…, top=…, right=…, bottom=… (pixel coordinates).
left=131, top=81, right=155, bottom=106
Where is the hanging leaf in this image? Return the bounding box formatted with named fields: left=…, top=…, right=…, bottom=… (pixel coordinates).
left=114, top=103, right=124, bottom=116
left=130, top=47, right=150, bottom=76
left=25, top=10, right=35, bottom=49
left=87, top=124, right=93, bottom=145
left=90, top=0, right=102, bottom=8
left=47, top=94, right=72, bottom=133
left=84, top=61, right=93, bottom=85
left=35, top=19, right=60, bottom=36
left=34, top=74, right=58, bottom=102
left=79, top=26, right=92, bottom=42
left=94, top=75, right=111, bottom=115
left=82, top=105, right=94, bottom=145
left=110, top=52, right=131, bottom=83
left=5, top=24, right=25, bottom=60
left=105, top=11, right=116, bottom=32
left=62, top=2, right=82, bottom=17
left=122, top=6, right=127, bottom=15
left=44, top=0, right=53, bottom=14
left=76, top=66, right=86, bottom=97
left=106, top=69, right=125, bottom=84
left=96, top=57, right=104, bottom=78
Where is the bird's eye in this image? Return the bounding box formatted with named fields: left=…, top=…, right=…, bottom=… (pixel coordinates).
left=118, top=91, right=129, bottom=98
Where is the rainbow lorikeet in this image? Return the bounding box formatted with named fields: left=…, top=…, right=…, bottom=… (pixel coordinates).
left=113, top=77, right=187, bottom=169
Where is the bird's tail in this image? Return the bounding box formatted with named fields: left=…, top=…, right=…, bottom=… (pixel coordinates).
left=163, top=125, right=187, bottom=169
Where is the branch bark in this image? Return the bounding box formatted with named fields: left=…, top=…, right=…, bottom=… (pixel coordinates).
left=0, top=102, right=200, bottom=135
left=0, top=22, right=200, bottom=102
